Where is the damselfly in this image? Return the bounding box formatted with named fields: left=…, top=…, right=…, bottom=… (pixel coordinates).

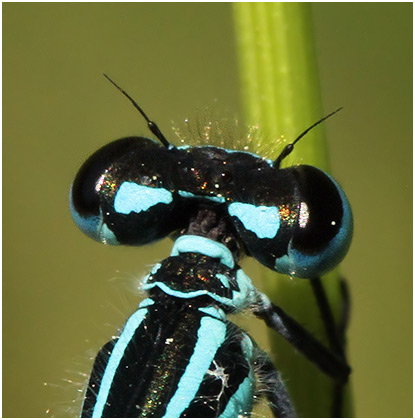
left=70, top=76, right=353, bottom=418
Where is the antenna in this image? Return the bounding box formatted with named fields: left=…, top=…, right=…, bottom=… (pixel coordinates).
left=103, top=74, right=172, bottom=149
left=273, top=107, right=343, bottom=168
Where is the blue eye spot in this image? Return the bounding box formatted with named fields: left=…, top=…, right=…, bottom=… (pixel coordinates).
left=228, top=202, right=280, bottom=239
left=114, top=182, right=173, bottom=215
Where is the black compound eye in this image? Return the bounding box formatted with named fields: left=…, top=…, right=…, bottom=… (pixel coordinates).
left=227, top=164, right=352, bottom=278
left=293, top=166, right=345, bottom=252
left=70, top=137, right=162, bottom=244
left=274, top=165, right=353, bottom=278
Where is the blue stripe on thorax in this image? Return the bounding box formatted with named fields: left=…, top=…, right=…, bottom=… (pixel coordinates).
left=163, top=312, right=227, bottom=417
left=91, top=306, right=149, bottom=417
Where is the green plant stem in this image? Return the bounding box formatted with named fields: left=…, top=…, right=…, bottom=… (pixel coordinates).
left=233, top=3, right=352, bottom=417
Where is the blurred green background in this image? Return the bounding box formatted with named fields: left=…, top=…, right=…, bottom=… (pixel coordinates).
left=3, top=3, right=412, bottom=418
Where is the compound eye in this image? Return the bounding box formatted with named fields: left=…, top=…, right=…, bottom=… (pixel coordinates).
left=70, top=137, right=156, bottom=243
left=275, top=165, right=353, bottom=278
left=228, top=165, right=353, bottom=278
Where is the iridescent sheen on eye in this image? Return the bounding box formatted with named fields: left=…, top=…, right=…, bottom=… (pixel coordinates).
left=299, top=202, right=309, bottom=228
